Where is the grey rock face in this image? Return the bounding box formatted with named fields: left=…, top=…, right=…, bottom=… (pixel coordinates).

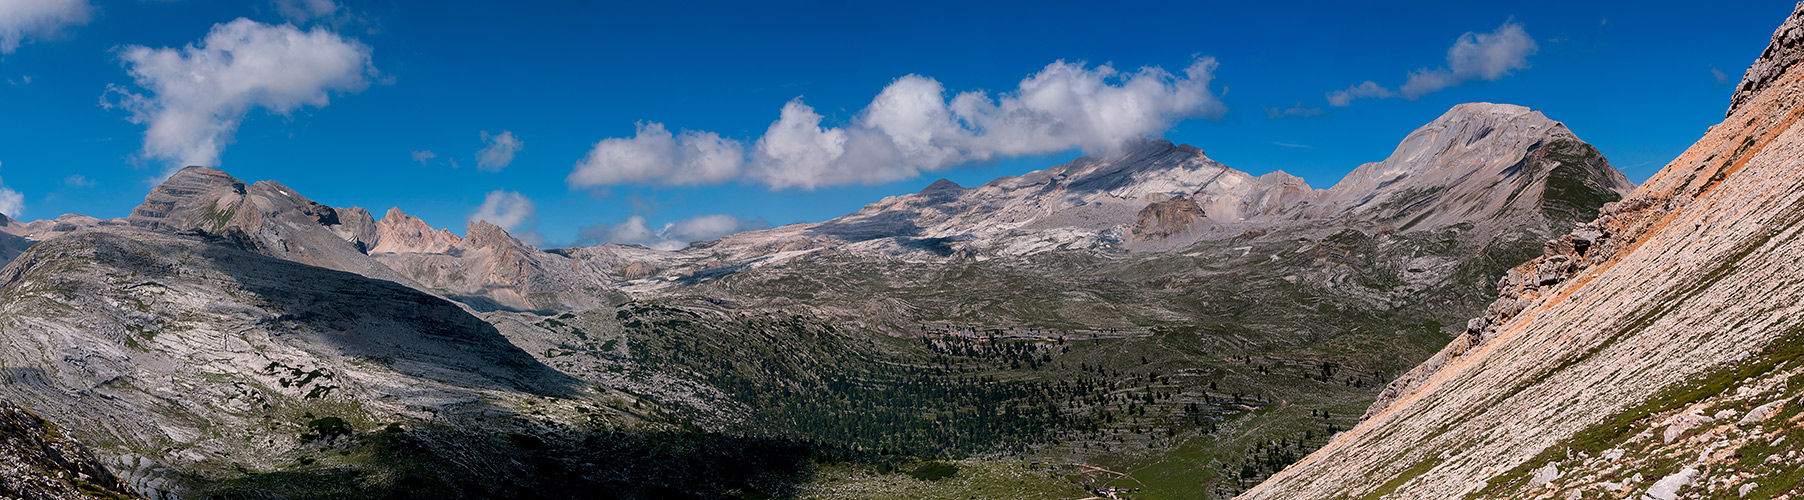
left=0, top=226, right=582, bottom=497
left=0, top=398, right=144, bottom=500
left=125, top=166, right=411, bottom=287
left=1729, top=2, right=1804, bottom=116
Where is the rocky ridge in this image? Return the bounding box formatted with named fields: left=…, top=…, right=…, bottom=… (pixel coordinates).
left=667, top=103, right=1628, bottom=266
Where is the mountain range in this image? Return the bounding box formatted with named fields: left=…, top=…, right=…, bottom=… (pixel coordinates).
left=0, top=98, right=1632, bottom=497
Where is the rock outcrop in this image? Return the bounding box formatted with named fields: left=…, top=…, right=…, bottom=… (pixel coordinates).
left=1244, top=4, right=1804, bottom=498
left=0, top=398, right=143, bottom=500
left=370, top=207, right=461, bottom=254
left=370, top=212, right=620, bottom=313
left=1730, top=2, right=1804, bottom=115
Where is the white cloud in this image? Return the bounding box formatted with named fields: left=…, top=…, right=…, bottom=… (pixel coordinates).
left=570, top=57, right=1226, bottom=190
left=568, top=122, right=743, bottom=186
left=1329, top=22, right=1536, bottom=105
left=410, top=149, right=437, bottom=165
left=0, top=163, right=21, bottom=218
left=273, top=0, right=337, bottom=22
left=477, top=130, right=522, bottom=171
left=1326, top=81, right=1393, bottom=107
left=1264, top=101, right=1323, bottom=118
left=0, top=0, right=90, bottom=54
left=578, top=213, right=768, bottom=251
left=63, top=174, right=95, bottom=187
left=1399, top=22, right=1537, bottom=99
left=103, top=18, right=375, bottom=178
left=469, top=190, right=534, bottom=231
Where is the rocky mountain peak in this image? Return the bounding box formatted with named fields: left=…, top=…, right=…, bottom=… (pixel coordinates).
left=920, top=178, right=963, bottom=193
left=464, top=219, right=524, bottom=250
left=1316, top=102, right=1623, bottom=230
left=371, top=207, right=462, bottom=254
left=126, top=166, right=247, bottom=231
left=1729, top=2, right=1804, bottom=115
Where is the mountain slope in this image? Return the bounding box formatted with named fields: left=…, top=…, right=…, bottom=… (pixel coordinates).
left=0, top=226, right=585, bottom=497
left=1243, top=4, right=1804, bottom=499
left=0, top=398, right=143, bottom=500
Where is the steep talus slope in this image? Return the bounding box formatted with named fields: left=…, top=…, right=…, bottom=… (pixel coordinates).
left=0, top=398, right=143, bottom=500
left=0, top=226, right=583, bottom=498
left=1244, top=4, right=1804, bottom=499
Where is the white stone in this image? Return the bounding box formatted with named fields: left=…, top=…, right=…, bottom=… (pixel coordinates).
left=1642, top=468, right=1699, bottom=500
left=1529, top=462, right=1560, bottom=487
left=1738, top=400, right=1783, bottom=425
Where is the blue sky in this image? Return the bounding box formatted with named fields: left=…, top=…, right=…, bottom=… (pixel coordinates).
left=0, top=0, right=1790, bottom=248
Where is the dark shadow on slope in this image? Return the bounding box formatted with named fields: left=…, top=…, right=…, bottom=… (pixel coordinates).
left=96, top=228, right=582, bottom=398
left=442, top=290, right=556, bottom=316
left=191, top=398, right=849, bottom=500
left=804, top=210, right=922, bottom=241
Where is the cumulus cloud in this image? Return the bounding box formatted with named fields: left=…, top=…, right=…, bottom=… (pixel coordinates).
left=273, top=0, right=337, bottom=22
left=1326, top=81, right=1394, bottom=107
left=578, top=213, right=769, bottom=251
left=467, top=190, right=545, bottom=245
left=63, top=174, right=95, bottom=187
left=570, top=57, right=1226, bottom=190
left=410, top=149, right=436, bottom=165
left=568, top=122, right=743, bottom=186
left=1398, top=22, right=1537, bottom=99
left=0, top=163, right=21, bottom=218
left=0, top=0, right=90, bottom=54
left=1328, top=22, right=1536, bottom=106
left=103, top=18, right=375, bottom=177
left=1264, top=102, right=1323, bottom=118
left=477, top=130, right=522, bottom=171
left=469, top=190, right=533, bottom=230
